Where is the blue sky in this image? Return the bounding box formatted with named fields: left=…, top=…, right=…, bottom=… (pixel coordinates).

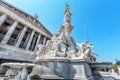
left=4, top=0, right=120, bottom=63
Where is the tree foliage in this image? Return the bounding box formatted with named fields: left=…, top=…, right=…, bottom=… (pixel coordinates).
left=112, top=64, right=118, bottom=72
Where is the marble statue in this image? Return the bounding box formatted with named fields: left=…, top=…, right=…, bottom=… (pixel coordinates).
left=35, top=27, right=77, bottom=60
left=55, top=43, right=67, bottom=57
left=64, top=3, right=72, bottom=23
left=5, top=68, right=18, bottom=77
left=77, top=41, right=96, bottom=61
left=36, top=44, right=46, bottom=59
left=35, top=4, right=96, bottom=61
left=2, top=63, right=34, bottom=80
left=35, top=6, right=78, bottom=59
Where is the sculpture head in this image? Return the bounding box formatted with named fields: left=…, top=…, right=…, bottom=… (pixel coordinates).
left=82, top=41, right=93, bottom=48
left=59, top=43, right=67, bottom=52
left=64, top=3, right=70, bottom=15
left=46, top=40, right=52, bottom=46
left=65, top=3, right=70, bottom=10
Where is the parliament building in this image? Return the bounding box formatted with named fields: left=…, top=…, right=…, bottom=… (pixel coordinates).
left=0, top=1, right=52, bottom=64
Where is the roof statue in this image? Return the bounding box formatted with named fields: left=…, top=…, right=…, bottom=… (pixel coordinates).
left=34, top=12, right=39, bottom=19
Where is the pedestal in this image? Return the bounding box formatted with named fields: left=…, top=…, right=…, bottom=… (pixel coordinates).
left=30, top=57, right=94, bottom=80
left=70, top=59, right=93, bottom=80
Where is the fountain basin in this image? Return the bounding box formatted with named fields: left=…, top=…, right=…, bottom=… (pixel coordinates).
left=90, top=62, right=112, bottom=70
left=1, top=63, right=35, bottom=69
left=30, top=57, right=94, bottom=80
left=1, top=63, right=35, bottom=80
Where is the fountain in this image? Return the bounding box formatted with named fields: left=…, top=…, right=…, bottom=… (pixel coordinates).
left=1, top=63, right=34, bottom=80
left=1, top=4, right=116, bottom=80
left=27, top=4, right=112, bottom=80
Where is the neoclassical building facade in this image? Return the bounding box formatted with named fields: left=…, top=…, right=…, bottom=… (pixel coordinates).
left=0, top=1, right=52, bottom=63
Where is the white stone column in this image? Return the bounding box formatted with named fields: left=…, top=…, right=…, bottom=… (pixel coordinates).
left=43, top=37, right=46, bottom=45
left=23, top=33, right=30, bottom=48
left=13, top=29, right=23, bottom=45
left=30, top=36, right=37, bottom=50
left=1, top=21, right=18, bottom=44
left=26, top=30, right=35, bottom=50
left=15, top=26, right=27, bottom=47
left=0, top=14, right=7, bottom=27
left=34, top=34, right=41, bottom=51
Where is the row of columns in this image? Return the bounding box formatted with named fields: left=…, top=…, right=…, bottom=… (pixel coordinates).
left=0, top=13, right=47, bottom=51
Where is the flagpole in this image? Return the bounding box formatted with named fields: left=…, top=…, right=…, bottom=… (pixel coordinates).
left=84, top=21, right=89, bottom=42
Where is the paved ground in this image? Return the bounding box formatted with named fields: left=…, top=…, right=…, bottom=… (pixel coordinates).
left=0, top=77, right=4, bottom=80
left=112, top=73, right=120, bottom=80
left=0, top=73, right=120, bottom=80
left=99, top=71, right=120, bottom=80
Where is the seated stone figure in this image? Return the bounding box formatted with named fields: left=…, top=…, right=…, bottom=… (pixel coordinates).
left=45, top=40, right=57, bottom=57
left=5, top=68, right=27, bottom=80
left=35, top=44, right=46, bottom=59
left=5, top=68, right=17, bottom=77
left=35, top=39, right=59, bottom=59
left=66, top=47, right=77, bottom=58
left=55, top=43, right=67, bottom=57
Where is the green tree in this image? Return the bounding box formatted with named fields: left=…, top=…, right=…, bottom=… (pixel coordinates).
left=112, top=64, right=118, bottom=72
